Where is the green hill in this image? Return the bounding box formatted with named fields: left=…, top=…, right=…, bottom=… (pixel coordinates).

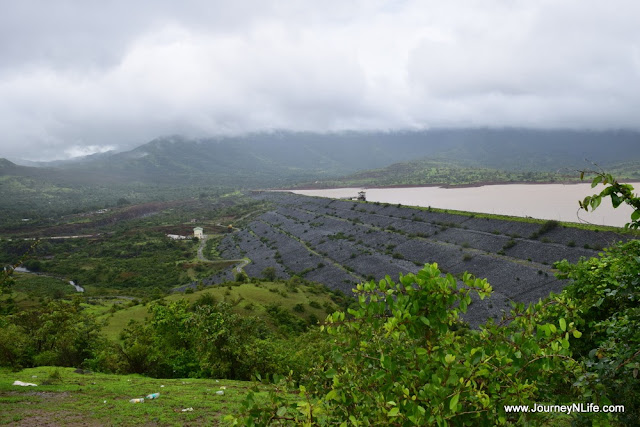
left=308, top=157, right=575, bottom=188
left=97, top=281, right=345, bottom=341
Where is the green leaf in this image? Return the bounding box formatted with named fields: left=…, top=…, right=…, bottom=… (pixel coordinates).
left=559, top=318, right=566, bottom=332
left=573, top=330, right=583, bottom=339
left=276, top=406, right=287, bottom=417
left=387, top=407, right=400, bottom=417
left=591, top=175, right=602, bottom=188
left=611, top=193, right=622, bottom=208
left=631, top=210, right=640, bottom=222
left=416, top=348, right=427, bottom=356
left=449, top=393, right=460, bottom=411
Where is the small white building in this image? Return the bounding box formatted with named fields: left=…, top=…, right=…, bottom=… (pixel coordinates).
left=167, top=234, right=187, bottom=240
left=193, top=227, right=204, bottom=238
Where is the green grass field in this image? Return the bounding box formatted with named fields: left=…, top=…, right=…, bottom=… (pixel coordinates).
left=98, top=281, right=341, bottom=340
left=0, top=366, right=263, bottom=426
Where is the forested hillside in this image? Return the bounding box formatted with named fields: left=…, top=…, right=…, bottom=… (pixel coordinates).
left=4, top=128, right=640, bottom=219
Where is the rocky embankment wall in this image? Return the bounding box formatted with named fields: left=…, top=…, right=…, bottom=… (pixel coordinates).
left=202, top=192, right=630, bottom=325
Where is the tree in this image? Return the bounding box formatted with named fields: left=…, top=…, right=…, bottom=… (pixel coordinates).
left=579, top=171, right=640, bottom=229
left=115, top=299, right=299, bottom=380
left=554, top=241, right=640, bottom=424
left=1, top=299, right=105, bottom=368
left=262, top=266, right=276, bottom=281
left=555, top=171, right=640, bottom=424
left=116, top=197, right=131, bottom=207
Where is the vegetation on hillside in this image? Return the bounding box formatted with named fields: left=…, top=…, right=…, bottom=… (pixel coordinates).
left=303, top=158, right=575, bottom=189
left=4, top=129, right=640, bottom=219
left=0, top=195, right=267, bottom=300
left=1, top=172, right=638, bottom=425
left=0, top=278, right=343, bottom=382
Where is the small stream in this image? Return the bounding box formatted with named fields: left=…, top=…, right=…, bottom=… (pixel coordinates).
left=69, top=280, right=85, bottom=292
left=12, top=266, right=85, bottom=292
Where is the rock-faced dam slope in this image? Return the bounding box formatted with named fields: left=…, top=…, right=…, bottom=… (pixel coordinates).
left=205, top=191, right=630, bottom=325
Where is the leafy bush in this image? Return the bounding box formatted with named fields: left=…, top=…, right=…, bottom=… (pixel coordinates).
left=529, top=220, right=559, bottom=239
left=234, top=264, right=588, bottom=425
left=579, top=171, right=640, bottom=229
left=116, top=300, right=288, bottom=380
left=308, top=301, right=322, bottom=309
left=265, top=304, right=307, bottom=334
left=261, top=267, right=276, bottom=281
left=554, top=240, right=640, bottom=424
left=191, top=292, right=217, bottom=309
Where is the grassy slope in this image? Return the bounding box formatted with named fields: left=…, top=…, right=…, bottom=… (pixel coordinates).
left=98, top=282, right=340, bottom=340
left=0, top=366, right=261, bottom=426
left=5, top=275, right=342, bottom=341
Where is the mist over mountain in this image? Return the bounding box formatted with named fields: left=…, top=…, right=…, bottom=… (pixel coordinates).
left=10, top=128, right=639, bottom=185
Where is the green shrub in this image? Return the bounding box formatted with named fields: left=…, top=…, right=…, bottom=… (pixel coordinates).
left=261, top=267, right=276, bottom=281
left=234, top=264, right=587, bottom=425
left=308, top=301, right=322, bottom=309
left=554, top=240, right=640, bottom=424
left=192, top=292, right=217, bottom=309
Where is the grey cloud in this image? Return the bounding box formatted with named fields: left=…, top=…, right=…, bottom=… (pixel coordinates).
left=1, top=1, right=639, bottom=160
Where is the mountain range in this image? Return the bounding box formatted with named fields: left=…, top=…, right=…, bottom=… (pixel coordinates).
left=8, top=128, right=640, bottom=182
left=2, top=128, right=639, bottom=217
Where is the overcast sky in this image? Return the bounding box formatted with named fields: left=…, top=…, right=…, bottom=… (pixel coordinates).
left=2, top=0, right=640, bottom=160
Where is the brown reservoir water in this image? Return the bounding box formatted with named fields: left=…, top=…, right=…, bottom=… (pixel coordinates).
left=291, top=183, right=639, bottom=228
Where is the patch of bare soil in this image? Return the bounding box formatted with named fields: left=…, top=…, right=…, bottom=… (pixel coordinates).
left=14, top=411, right=102, bottom=427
